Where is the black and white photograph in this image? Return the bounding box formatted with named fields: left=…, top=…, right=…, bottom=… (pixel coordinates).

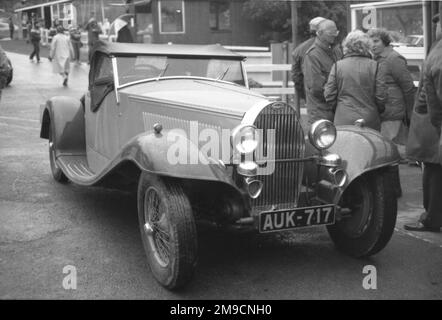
left=0, top=0, right=441, bottom=304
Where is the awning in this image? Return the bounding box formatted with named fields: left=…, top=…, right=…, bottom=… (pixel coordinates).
left=14, top=0, right=71, bottom=13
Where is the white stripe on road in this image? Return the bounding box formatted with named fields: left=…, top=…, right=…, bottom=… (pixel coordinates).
left=0, top=116, right=39, bottom=123
left=395, top=227, right=442, bottom=249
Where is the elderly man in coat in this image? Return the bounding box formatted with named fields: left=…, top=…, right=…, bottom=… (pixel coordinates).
left=49, top=26, right=72, bottom=87
left=291, top=16, right=325, bottom=101
left=302, top=19, right=343, bottom=125
left=405, top=13, right=442, bottom=233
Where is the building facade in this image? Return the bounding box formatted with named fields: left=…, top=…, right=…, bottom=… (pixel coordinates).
left=12, top=0, right=265, bottom=46
left=129, top=0, right=265, bottom=46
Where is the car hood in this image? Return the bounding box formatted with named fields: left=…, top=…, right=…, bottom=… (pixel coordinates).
left=120, top=78, right=268, bottom=118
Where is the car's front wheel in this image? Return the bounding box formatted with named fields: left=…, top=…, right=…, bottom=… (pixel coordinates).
left=327, top=170, right=397, bottom=258
left=48, top=125, right=68, bottom=183
left=137, top=172, right=197, bottom=289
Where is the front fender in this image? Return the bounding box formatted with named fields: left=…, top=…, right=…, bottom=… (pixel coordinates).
left=40, top=96, right=85, bottom=155
left=119, top=129, right=236, bottom=186
left=330, top=125, right=400, bottom=184
left=304, top=125, right=400, bottom=204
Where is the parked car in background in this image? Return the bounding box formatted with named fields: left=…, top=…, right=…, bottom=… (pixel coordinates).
left=392, top=35, right=424, bottom=47
left=40, top=42, right=400, bottom=290
left=405, top=35, right=424, bottom=47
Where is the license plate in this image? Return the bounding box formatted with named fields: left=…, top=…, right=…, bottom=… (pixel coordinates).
left=259, top=204, right=336, bottom=233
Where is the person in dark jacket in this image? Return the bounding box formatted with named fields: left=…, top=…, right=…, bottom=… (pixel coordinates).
left=291, top=16, right=325, bottom=101
left=368, top=29, right=416, bottom=140
left=324, top=30, right=387, bottom=131
left=9, top=17, right=14, bottom=40
left=117, top=24, right=134, bottom=43
left=302, top=19, right=343, bottom=125
left=29, top=22, right=41, bottom=63
left=368, top=28, right=416, bottom=198
left=405, top=13, right=442, bottom=233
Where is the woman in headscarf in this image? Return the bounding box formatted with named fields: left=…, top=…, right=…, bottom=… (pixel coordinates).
left=324, top=30, right=387, bottom=130
left=49, top=26, right=72, bottom=87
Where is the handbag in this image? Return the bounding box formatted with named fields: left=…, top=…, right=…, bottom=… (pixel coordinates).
left=406, top=109, right=441, bottom=164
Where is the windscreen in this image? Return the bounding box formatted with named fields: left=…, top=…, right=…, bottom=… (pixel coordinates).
left=116, top=55, right=245, bottom=86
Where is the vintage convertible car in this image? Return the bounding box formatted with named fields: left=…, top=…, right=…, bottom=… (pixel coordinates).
left=40, top=42, right=400, bottom=289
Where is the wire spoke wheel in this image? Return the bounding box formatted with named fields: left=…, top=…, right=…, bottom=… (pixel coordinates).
left=144, top=187, right=171, bottom=267
left=138, top=173, right=197, bottom=289
left=338, top=178, right=373, bottom=238
left=327, top=171, right=397, bottom=258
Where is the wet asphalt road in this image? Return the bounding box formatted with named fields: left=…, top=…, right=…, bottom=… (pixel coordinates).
left=0, top=52, right=441, bottom=300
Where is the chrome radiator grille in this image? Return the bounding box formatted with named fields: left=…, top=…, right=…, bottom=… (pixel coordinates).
left=252, top=103, right=305, bottom=209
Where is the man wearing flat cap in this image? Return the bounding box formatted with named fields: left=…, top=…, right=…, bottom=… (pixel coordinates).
left=303, top=19, right=343, bottom=124
left=291, top=17, right=326, bottom=101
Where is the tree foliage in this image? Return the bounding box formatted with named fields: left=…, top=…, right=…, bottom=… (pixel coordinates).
left=242, top=0, right=349, bottom=44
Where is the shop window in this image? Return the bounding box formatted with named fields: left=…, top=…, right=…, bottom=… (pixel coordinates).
left=51, top=3, right=74, bottom=29
left=159, top=0, right=185, bottom=34
left=209, top=0, right=231, bottom=31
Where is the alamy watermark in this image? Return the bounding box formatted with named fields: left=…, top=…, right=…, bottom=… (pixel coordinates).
left=162, top=120, right=277, bottom=175
left=62, top=265, right=77, bottom=290
left=362, top=265, right=377, bottom=290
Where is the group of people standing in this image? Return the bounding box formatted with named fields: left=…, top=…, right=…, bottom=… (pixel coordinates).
left=27, top=14, right=102, bottom=87
left=293, top=17, right=414, bottom=134
left=292, top=16, right=442, bottom=232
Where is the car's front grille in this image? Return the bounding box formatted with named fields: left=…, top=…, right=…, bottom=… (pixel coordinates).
left=252, top=103, right=305, bottom=209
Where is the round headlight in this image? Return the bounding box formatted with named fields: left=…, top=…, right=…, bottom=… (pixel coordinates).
left=231, top=125, right=259, bottom=154
left=308, top=120, right=337, bottom=150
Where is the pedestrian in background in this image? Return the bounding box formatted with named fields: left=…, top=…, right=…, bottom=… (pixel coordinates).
left=116, top=23, right=134, bottom=43
left=291, top=16, right=325, bottom=102
left=29, top=22, right=41, bottom=63
left=49, top=26, right=72, bottom=87
left=26, top=20, right=32, bottom=44
left=85, top=13, right=102, bottom=63
left=0, top=45, right=11, bottom=103
left=405, top=13, right=442, bottom=233
left=69, top=26, right=82, bottom=65
left=27, top=13, right=37, bottom=43
left=324, top=30, right=387, bottom=131
left=302, top=19, right=343, bottom=125
left=8, top=16, right=14, bottom=40
left=53, top=18, right=60, bottom=28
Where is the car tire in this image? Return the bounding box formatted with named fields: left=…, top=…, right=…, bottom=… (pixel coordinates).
left=48, top=125, right=68, bottom=183
left=327, top=170, right=397, bottom=258
left=137, top=172, right=197, bottom=289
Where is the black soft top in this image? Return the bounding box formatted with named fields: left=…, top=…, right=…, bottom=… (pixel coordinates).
left=92, top=41, right=245, bottom=60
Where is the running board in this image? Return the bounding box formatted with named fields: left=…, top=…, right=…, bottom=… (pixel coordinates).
left=57, top=154, right=97, bottom=185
